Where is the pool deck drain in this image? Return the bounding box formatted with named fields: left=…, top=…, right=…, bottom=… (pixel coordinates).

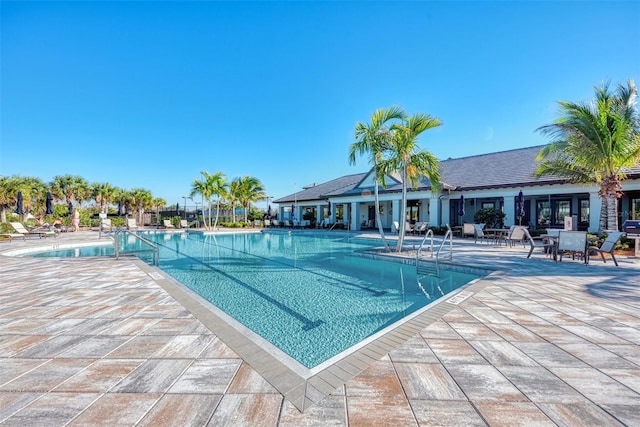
left=1, top=230, right=640, bottom=425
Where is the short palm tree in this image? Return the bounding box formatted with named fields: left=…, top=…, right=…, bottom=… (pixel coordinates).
left=536, top=79, right=640, bottom=232
left=90, top=182, right=117, bottom=213
left=383, top=112, right=443, bottom=252
left=235, top=176, right=265, bottom=223
left=192, top=171, right=228, bottom=229
left=50, top=175, right=89, bottom=207
left=130, top=188, right=153, bottom=225
left=349, top=106, right=407, bottom=251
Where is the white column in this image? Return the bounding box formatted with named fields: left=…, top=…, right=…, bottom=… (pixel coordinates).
left=503, top=192, right=518, bottom=227
left=391, top=199, right=400, bottom=232
left=351, top=202, right=360, bottom=230
left=589, top=191, right=601, bottom=233
left=441, top=197, right=450, bottom=227
left=428, top=196, right=439, bottom=226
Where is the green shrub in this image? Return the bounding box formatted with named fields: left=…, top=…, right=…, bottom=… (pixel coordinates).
left=473, top=208, right=506, bottom=228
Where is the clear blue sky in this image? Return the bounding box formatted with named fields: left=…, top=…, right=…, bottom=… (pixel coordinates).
left=2, top=1, right=639, bottom=209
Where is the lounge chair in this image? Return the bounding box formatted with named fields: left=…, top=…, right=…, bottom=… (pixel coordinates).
left=163, top=219, right=175, bottom=229
left=180, top=220, right=190, bottom=229
left=0, top=232, right=26, bottom=242
left=126, top=218, right=138, bottom=230
left=283, top=220, right=292, bottom=228
left=589, top=231, right=624, bottom=266
left=9, top=222, right=55, bottom=239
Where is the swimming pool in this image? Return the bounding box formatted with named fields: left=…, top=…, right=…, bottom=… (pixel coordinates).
left=33, top=231, right=478, bottom=368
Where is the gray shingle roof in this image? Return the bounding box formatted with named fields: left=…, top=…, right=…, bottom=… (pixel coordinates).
left=274, top=145, right=640, bottom=202
left=273, top=173, right=367, bottom=203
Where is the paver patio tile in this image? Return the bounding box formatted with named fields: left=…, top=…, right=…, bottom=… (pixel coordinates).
left=427, top=338, right=488, bottom=365
left=537, top=402, right=625, bottom=427
left=199, top=336, right=240, bottom=358
left=389, top=335, right=439, bottom=363
left=409, top=399, right=487, bottom=426
left=395, top=363, right=466, bottom=400
left=169, top=358, right=241, bottom=393
left=0, top=334, right=48, bottom=358
left=419, top=320, right=461, bottom=340
left=56, top=335, right=131, bottom=358
left=279, top=395, right=346, bottom=426
left=498, top=366, right=588, bottom=403
left=1, top=392, right=99, bottom=427
left=469, top=340, right=539, bottom=367
left=102, top=334, right=174, bottom=359
left=474, top=401, right=556, bottom=426
left=207, top=393, right=283, bottom=426
left=600, top=403, right=640, bottom=426
left=549, top=367, right=640, bottom=405
left=0, top=392, right=43, bottom=423
left=227, top=362, right=279, bottom=394
left=556, top=342, right=639, bottom=369
left=111, top=359, right=192, bottom=393
left=0, top=358, right=94, bottom=392
left=447, top=322, right=503, bottom=341
left=53, top=359, right=142, bottom=392
left=347, top=395, right=417, bottom=427
left=344, top=356, right=404, bottom=398
left=137, top=393, right=221, bottom=426
left=601, top=368, right=640, bottom=394
left=446, top=364, right=526, bottom=402
left=602, top=343, right=640, bottom=366
left=152, top=334, right=214, bottom=358
left=67, top=392, right=162, bottom=426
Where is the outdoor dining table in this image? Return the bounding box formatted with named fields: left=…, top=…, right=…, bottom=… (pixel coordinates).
left=485, top=228, right=510, bottom=245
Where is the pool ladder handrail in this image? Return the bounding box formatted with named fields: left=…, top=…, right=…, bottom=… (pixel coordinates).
left=113, top=229, right=159, bottom=266
left=416, top=225, right=453, bottom=278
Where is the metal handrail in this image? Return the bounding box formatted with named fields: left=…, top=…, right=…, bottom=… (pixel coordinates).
left=436, top=224, right=453, bottom=262
left=416, top=229, right=435, bottom=260
left=113, top=229, right=159, bottom=266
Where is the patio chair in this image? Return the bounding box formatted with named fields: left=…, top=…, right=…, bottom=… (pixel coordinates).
left=462, top=223, right=475, bottom=238
left=9, top=222, right=55, bottom=239
left=524, top=229, right=554, bottom=258
left=414, top=222, right=429, bottom=235
left=588, top=231, right=624, bottom=266
left=393, top=221, right=400, bottom=234
left=100, top=218, right=113, bottom=232
left=501, top=225, right=527, bottom=247
left=126, top=217, right=138, bottom=230
left=0, top=232, right=26, bottom=242
left=557, top=231, right=588, bottom=264
left=180, top=219, right=190, bottom=229
left=163, top=219, right=175, bottom=229
left=473, top=224, right=494, bottom=244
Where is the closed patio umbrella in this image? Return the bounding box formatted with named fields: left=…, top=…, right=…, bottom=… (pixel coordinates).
left=46, top=192, right=53, bottom=214
left=517, top=191, right=525, bottom=225
left=327, top=201, right=331, bottom=216
left=176, top=203, right=180, bottom=217
left=458, top=195, right=465, bottom=217
left=117, top=200, right=123, bottom=216
left=267, top=204, right=271, bottom=217
left=16, top=191, right=24, bottom=215
left=67, top=202, right=73, bottom=217
left=291, top=204, right=295, bottom=219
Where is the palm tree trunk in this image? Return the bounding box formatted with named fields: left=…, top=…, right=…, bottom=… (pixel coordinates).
left=232, top=202, right=236, bottom=223
left=374, top=176, right=389, bottom=251
left=214, top=199, right=220, bottom=228
left=599, top=196, right=607, bottom=233
left=396, top=166, right=408, bottom=252
left=244, top=203, right=248, bottom=223
left=606, top=192, right=618, bottom=232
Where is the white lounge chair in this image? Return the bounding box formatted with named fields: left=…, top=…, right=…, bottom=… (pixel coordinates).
left=100, top=219, right=113, bottom=232
left=10, top=222, right=55, bottom=239
left=163, top=219, right=175, bottom=229
left=180, top=220, right=190, bottom=229
left=126, top=217, right=138, bottom=230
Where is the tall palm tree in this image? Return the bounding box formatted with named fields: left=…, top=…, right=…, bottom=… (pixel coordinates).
left=190, top=175, right=211, bottom=230
left=536, top=79, right=640, bottom=232
left=229, top=178, right=241, bottom=224
left=191, top=171, right=228, bottom=229
left=382, top=112, right=443, bottom=252
left=90, top=182, right=117, bottom=213
left=0, top=176, right=20, bottom=223
left=50, top=175, right=89, bottom=206
left=235, top=176, right=265, bottom=223
left=349, top=106, right=407, bottom=251
left=130, top=188, right=153, bottom=225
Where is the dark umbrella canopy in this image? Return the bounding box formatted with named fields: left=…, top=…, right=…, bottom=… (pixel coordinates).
left=327, top=202, right=331, bottom=216
left=458, top=195, right=465, bottom=217
left=67, top=202, right=73, bottom=216
left=46, top=192, right=53, bottom=214
left=117, top=200, right=123, bottom=216
left=291, top=204, right=295, bottom=219
left=516, top=191, right=525, bottom=224
left=176, top=203, right=180, bottom=217
left=16, top=191, right=24, bottom=215
left=125, top=202, right=130, bottom=216
left=267, top=204, right=271, bottom=217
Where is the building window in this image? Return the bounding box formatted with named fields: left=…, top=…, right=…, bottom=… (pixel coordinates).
left=482, top=202, right=495, bottom=209
left=632, top=198, right=640, bottom=220
left=554, top=200, right=571, bottom=226
left=536, top=201, right=550, bottom=227
left=579, top=199, right=589, bottom=224
left=336, top=205, right=344, bottom=221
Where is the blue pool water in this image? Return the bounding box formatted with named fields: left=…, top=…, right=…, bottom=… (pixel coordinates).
left=33, top=231, right=478, bottom=368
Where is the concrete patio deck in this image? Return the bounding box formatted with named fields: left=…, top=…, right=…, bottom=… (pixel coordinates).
left=1, top=230, right=639, bottom=426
